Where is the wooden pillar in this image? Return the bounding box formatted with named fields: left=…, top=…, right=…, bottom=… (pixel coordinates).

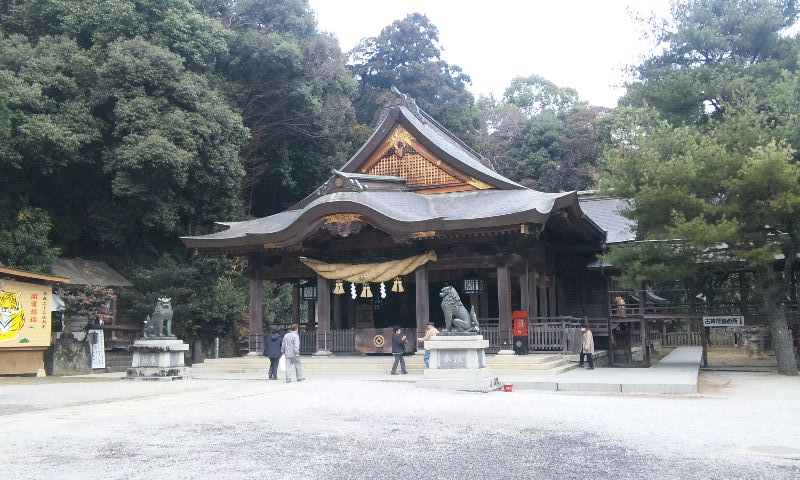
left=689, top=279, right=707, bottom=367
left=547, top=275, right=557, bottom=318
left=415, top=265, right=429, bottom=336
left=316, top=275, right=331, bottom=353
left=292, top=285, right=300, bottom=324
left=520, top=266, right=530, bottom=316
left=640, top=283, right=650, bottom=365
left=497, top=263, right=512, bottom=351
left=333, top=293, right=342, bottom=330
left=479, top=287, right=489, bottom=318
left=605, top=275, right=614, bottom=365
left=248, top=270, right=264, bottom=355
left=529, top=270, right=539, bottom=321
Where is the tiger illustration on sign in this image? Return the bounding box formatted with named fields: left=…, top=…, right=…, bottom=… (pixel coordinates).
left=0, top=290, right=25, bottom=343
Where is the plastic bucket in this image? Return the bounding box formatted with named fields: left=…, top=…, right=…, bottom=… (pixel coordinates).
left=503, top=383, right=513, bottom=392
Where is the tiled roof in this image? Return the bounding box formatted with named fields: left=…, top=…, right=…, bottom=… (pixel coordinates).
left=183, top=189, right=590, bottom=248
left=578, top=196, right=636, bottom=244
left=49, top=258, right=133, bottom=287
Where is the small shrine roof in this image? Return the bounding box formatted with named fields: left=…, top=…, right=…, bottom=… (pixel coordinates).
left=578, top=193, right=636, bottom=244
left=49, top=258, right=133, bottom=287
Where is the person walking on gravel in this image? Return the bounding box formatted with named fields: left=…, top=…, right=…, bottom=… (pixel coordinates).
left=391, top=326, right=408, bottom=375
left=281, top=324, right=305, bottom=383
left=578, top=323, right=595, bottom=370
left=264, top=328, right=282, bottom=380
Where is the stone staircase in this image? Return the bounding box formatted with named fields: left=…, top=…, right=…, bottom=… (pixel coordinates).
left=191, top=353, right=576, bottom=376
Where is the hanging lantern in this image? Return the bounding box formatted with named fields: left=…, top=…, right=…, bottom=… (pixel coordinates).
left=333, top=279, right=345, bottom=295
left=360, top=282, right=373, bottom=298
left=391, top=276, right=405, bottom=293
left=462, top=272, right=485, bottom=295
left=301, top=282, right=317, bottom=301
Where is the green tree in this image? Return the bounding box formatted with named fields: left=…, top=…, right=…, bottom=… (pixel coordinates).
left=503, top=74, right=581, bottom=117
left=212, top=0, right=359, bottom=216
left=0, top=208, right=60, bottom=272
left=349, top=13, right=479, bottom=142
left=0, top=0, right=248, bottom=256
left=601, top=100, right=800, bottom=375
left=0, top=1, right=250, bottom=344
left=477, top=79, right=607, bottom=192
left=623, top=0, right=800, bottom=124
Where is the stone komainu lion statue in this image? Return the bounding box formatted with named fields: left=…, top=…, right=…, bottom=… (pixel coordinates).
left=440, top=286, right=479, bottom=333
left=143, top=297, right=173, bottom=338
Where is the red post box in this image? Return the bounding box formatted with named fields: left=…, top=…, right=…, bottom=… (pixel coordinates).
left=513, top=310, right=529, bottom=336
left=512, top=311, right=529, bottom=355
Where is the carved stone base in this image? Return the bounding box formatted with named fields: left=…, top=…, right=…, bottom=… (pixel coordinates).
left=417, top=335, right=500, bottom=392
left=126, top=339, right=190, bottom=381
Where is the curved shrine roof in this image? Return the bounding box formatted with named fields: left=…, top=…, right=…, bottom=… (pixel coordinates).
left=182, top=189, right=589, bottom=249
left=182, top=90, right=609, bottom=252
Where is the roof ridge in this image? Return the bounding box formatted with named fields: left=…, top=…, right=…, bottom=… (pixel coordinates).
left=391, top=86, right=494, bottom=171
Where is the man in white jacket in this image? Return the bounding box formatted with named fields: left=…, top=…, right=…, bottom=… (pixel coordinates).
left=281, top=324, right=305, bottom=383
left=578, top=323, right=595, bottom=370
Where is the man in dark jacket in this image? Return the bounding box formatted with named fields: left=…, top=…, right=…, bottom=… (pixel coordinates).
left=391, top=326, right=408, bottom=375
left=263, top=328, right=282, bottom=380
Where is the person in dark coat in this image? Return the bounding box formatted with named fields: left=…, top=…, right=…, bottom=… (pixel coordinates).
left=391, top=326, right=408, bottom=375
left=263, top=328, right=283, bottom=380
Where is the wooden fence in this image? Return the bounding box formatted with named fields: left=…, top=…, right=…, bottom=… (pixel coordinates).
left=331, top=328, right=355, bottom=353
left=657, top=330, right=751, bottom=347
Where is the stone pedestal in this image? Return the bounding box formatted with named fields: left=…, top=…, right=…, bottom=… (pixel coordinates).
left=417, top=334, right=500, bottom=392
left=126, top=338, right=190, bottom=381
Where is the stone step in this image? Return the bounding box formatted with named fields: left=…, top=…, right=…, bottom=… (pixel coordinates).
left=201, top=354, right=563, bottom=365
left=191, top=357, right=573, bottom=375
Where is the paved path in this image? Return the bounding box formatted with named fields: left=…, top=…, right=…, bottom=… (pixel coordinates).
left=501, top=347, right=702, bottom=394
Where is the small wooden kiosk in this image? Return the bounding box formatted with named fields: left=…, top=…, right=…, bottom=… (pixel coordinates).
left=0, top=266, right=70, bottom=375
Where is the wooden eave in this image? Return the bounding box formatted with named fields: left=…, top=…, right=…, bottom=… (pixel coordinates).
left=0, top=266, right=71, bottom=284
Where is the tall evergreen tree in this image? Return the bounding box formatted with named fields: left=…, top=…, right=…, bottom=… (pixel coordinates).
left=203, top=0, right=358, bottom=216
left=603, top=0, right=800, bottom=375
left=349, top=13, right=479, bottom=143
left=0, top=0, right=250, bottom=341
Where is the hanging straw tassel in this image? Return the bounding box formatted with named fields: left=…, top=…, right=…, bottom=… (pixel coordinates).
left=361, top=282, right=373, bottom=298
left=333, top=279, right=345, bottom=295
left=391, top=276, right=404, bottom=293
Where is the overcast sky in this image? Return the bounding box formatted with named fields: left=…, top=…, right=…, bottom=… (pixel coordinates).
left=307, top=0, right=674, bottom=107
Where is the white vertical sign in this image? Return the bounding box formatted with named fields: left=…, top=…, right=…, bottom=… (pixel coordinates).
left=88, top=329, right=106, bottom=369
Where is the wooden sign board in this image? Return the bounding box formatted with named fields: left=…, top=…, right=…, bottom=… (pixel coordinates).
left=354, top=328, right=416, bottom=354
left=0, top=280, right=52, bottom=348
left=702, top=315, right=744, bottom=327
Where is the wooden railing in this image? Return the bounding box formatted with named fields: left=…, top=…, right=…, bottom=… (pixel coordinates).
left=660, top=331, right=702, bottom=346
left=607, top=289, right=800, bottom=318
left=331, top=328, right=354, bottom=353
left=299, top=329, right=316, bottom=354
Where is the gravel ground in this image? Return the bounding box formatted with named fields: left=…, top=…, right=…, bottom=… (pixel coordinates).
left=3, top=371, right=799, bottom=480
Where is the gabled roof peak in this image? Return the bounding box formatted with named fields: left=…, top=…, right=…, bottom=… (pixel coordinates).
left=341, top=89, right=523, bottom=192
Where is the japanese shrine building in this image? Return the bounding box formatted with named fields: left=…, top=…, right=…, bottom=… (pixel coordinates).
left=182, top=92, right=620, bottom=353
